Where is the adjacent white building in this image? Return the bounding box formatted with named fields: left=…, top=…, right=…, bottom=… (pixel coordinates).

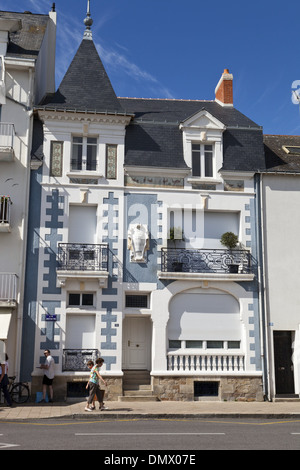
left=0, top=9, right=56, bottom=376
left=260, top=135, right=300, bottom=400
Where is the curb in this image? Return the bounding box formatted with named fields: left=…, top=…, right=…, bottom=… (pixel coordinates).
left=43, top=412, right=300, bottom=420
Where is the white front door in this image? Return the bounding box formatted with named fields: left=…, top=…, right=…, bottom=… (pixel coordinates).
left=123, top=317, right=151, bottom=370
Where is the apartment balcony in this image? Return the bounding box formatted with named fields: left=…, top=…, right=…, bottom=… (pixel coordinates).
left=158, top=247, right=254, bottom=281
left=62, top=349, right=98, bottom=372
left=0, top=123, right=15, bottom=161
left=56, top=243, right=109, bottom=287
left=0, top=196, right=12, bottom=232
left=0, top=273, right=18, bottom=308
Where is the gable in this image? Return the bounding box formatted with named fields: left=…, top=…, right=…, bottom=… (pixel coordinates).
left=180, top=109, right=225, bottom=131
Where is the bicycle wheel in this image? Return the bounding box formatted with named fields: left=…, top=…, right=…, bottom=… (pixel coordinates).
left=10, top=383, right=30, bottom=403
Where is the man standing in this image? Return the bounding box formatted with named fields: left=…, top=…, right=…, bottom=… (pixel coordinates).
left=40, top=349, right=55, bottom=403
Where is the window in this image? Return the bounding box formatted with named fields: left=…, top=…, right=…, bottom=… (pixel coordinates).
left=282, top=145, right=300, bottom=155
left=186, top=340, right=203, bottom=349
left=71, top=136, right=97, bottom=171
left=0, top=196, right=11, bottom=224
left=168, top=340, right=240, bottom=350
left=125, top=294, right=149, bottom=308
left=192, top=143, right=214, bottom=177
left=68, top=293, right=94, bottom=307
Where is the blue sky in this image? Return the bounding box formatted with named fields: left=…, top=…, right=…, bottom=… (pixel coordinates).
left=2, top=0, right=300, bottom=135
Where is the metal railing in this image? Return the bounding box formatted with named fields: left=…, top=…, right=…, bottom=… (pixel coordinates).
left=161, top=247, right=253, bottom=274
left=70, top=158, right=98, bottom=172
left=57, top=243, right=108, bottom=271
left=0, top=273, right=17, bottom=302
left=62, top=349, right=99, bottom=371
left=0, top=196, right=12, bottom=224
left=0, top=123, right=15, bottom=148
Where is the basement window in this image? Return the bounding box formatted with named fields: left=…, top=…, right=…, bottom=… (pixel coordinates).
left=194, top=381, right=219, bottom=398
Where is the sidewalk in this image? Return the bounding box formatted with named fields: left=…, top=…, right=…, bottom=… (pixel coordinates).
left=1, top=399, right=300, bottom=420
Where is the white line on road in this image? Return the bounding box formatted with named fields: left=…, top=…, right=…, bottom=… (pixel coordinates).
left=0, top=442, right=20, bottom=449
left=75, top=432, right=225, bottom=436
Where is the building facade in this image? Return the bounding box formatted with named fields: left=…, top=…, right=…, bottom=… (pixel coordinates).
left=18, top=7, right=267, bottom=402
left=259, top=135, right=300, bottom=400
left=0, top=9, right=56, bottom=377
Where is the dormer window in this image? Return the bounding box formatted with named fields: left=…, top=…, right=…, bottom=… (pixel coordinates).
left=192, top=143, right=214, bottom=177
left=282, top=146, right=300, bottom=155
left=71, top=136, right=97, bottom=171
left=180, top=109, right=225, bottom=186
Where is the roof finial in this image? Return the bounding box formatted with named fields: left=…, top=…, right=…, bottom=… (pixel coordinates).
left=83, top=0, right=93, bottom=40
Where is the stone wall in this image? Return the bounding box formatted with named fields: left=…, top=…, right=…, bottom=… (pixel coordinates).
left=30, top=375, right=123, bottom=402
left=152, top=376, right=264, bottom=401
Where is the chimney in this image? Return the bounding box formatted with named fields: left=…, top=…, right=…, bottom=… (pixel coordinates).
left=215, top=69, right=233, bottom=107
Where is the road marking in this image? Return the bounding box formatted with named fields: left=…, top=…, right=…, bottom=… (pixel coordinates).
left=0, top=442, right=20, bottom=449
left=76, top=433, right=225, bottom=436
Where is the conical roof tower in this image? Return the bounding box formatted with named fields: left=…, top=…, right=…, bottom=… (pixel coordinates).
left=40, top=0, right=124, bottom=115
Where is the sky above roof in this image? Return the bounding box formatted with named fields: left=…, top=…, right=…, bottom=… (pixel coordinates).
left=2, top=0, right=300, bottom=135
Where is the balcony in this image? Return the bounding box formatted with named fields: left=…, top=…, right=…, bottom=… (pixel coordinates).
left=0, top=273, right=18, bottom=307
left=56, top=243, right=109, bottom=287
left=0, top=123, right=15, bottom=161
left=62, top=349, right=98, bottom=371
left=158, top=247, right=254, bottom=281
left=0, top=196, right=12, bottom=232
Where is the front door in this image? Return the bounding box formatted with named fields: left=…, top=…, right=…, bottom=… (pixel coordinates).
left=274, top=331, right=295, bottom=395
left=123, top=317, right=151, bottom=370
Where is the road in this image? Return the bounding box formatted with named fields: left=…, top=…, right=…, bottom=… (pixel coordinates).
left=1, top=417, right=300, bottom=451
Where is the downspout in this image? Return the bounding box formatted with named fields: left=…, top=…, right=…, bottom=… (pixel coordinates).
left=255, top=172, right=271, bottom=401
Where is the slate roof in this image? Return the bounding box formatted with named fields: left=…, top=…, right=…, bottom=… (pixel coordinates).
left=263, top=135, right=300, bottom=173
left=0, top=10, right=50, bottom=59
left=119, top=98, right=265, bottom=171
left=33, top=18, right=265, bottom=173
left=40, top=38, right=125, bottom=114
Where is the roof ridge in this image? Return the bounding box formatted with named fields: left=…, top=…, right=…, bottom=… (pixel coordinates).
left=264, top=134, right=300, bottom=137
left=118, top=97, right=214, bottom=103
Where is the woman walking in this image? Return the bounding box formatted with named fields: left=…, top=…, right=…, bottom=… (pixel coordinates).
left=85, top=358, right=108, bottom=411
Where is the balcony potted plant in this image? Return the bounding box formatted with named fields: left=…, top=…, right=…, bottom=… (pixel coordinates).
left=220, top=231, right=239, bottom=273
left=168, top=226, right=184, bottom=272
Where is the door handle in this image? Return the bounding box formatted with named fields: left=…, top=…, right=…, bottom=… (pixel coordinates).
left=136, top=344, right=140, bottom=347
left=128, top=340, right=130, bottom=346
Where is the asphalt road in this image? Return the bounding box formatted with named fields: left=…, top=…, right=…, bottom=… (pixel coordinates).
left=1, top=417, right=300, bottom=451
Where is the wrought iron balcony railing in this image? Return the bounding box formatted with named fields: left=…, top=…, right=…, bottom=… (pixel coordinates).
left=57, top=243, right=108, bottom=271
left=62, top=349, right=99, bottom=371
left=161, top=247, right=253, bottom=274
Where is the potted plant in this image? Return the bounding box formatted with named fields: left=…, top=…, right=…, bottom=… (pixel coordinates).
left=220, top=232, right=239, bottom=273
left=168, top=227, right=184, bottom=272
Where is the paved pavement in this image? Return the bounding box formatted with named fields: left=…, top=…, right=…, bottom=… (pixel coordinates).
left=1, top=399, right=300, bottom=420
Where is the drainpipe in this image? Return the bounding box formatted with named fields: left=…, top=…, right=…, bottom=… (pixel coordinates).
left=255, top=172, right=271, bottom=401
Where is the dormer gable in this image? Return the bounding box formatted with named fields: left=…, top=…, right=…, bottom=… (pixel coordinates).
left=179, top=108, right=226, bottom=132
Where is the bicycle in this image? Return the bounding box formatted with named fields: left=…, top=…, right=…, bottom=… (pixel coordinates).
left=6, top=376, right=30, bottom=404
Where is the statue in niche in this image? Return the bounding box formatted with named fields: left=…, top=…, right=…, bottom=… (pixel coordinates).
left=128, top=224, right=149, bottom=262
